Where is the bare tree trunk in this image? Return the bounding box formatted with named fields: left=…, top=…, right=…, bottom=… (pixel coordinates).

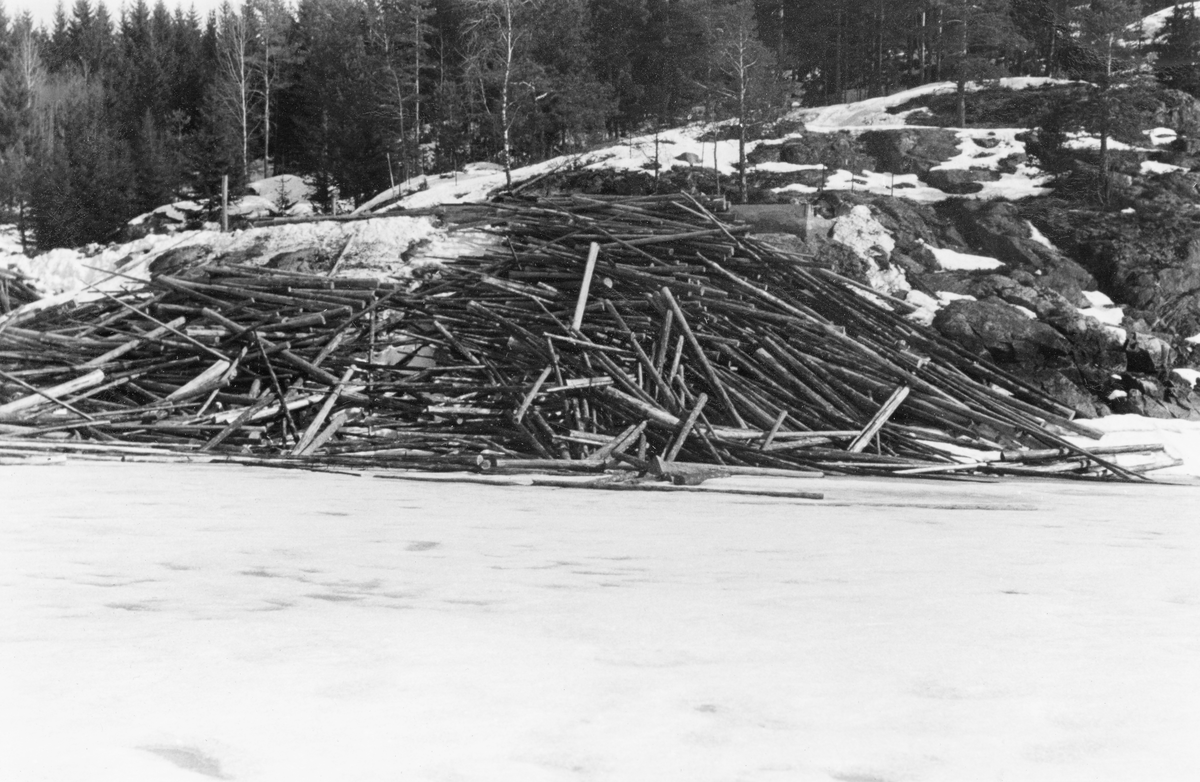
left=500, top=0, right=514, bottom=188
left=414, top=2, right=423, bottom=175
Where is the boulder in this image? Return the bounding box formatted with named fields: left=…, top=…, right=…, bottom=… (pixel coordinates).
left=773, top=131, right=875, bottom=172
left=933, top=297, right=1071, bottom=366
left=266, top=247, right=328, bottom=274
left=148, top=245, right=211, bottom=277
left=922, top=167, right=1001, bottom=194
left=859, top=128, right=961, bottom=174
left=1022, top=368, right=1102, bottom=418
left=923, top=170, right=984, bottom=194
left=1125, top=331, right=1175, bottom=374
left=997, top=153, right=1028, bottom=174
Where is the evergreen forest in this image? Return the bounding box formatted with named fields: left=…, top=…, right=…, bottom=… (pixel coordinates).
left=0, top=0, right=1197, bottom=250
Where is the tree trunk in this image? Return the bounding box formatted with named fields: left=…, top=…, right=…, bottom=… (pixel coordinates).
left=738, top=81, right=747, bottom=203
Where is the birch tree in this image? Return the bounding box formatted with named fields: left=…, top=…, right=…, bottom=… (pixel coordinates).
left=215, top=2, right=259, bottom=182
left=713, top=0, right=781, bottom=202
left=464, top=0, right=534, bottom=188
left=249, top=0, right=294, bottom=178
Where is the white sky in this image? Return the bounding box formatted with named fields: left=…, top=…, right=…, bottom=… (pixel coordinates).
left=10, top=0, right=228, bottom=27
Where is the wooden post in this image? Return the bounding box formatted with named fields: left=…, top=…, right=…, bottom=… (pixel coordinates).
left=571, top=242, right=601, bottom=331
left=221, top=174, right=229, bottom=232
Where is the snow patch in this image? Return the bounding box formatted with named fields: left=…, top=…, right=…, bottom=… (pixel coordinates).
left=830, top=205, right=908, bottom=296
left=927, top=246, right=1005, bottom=271
left=1146, top=127, right=1179, bottom=146
left=1026, top=221, right=1057, bottom=250
left=1174, top=368, right=1200, bottom=388
left=1142, top=160, right=1186, bottom=175
left=795, top=77, right=1075, bottom=130
left=1071, top=413, right=1200, bottom=478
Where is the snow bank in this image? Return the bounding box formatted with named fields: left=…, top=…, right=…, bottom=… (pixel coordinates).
left=1, top=215, right=471, bottom=321
left=0, top=225, right=22, bottom=256
left=248, top=174, right=314, bottom=207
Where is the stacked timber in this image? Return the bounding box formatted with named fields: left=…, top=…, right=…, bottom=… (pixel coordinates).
left=1, top=267, right=40, bottom=313
left=0, top=194, right=1171, bottom=481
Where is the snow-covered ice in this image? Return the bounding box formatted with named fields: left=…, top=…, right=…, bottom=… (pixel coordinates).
left=3, top=460, right=1200, bottom=782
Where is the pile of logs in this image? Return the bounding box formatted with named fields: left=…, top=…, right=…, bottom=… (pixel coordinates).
left=0, top=194, right=1174, bottom=481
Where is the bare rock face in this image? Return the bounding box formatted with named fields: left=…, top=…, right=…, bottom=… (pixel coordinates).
left=942, top=200, right=1094, bottom=302
left=933, top=297, right=1071, bottom=366
left=1034, top=200, right=1200, bottom=339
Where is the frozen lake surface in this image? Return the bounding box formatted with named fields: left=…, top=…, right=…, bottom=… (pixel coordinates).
left=3, top=462, right=1200, bottom=781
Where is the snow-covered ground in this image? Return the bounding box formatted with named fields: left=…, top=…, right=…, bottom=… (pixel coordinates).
left=3, top=460, right=1200, bottom=782
left=794, top=77, right=1075, bottom=130
left=1139, top=1, right=1200, bottom=40
left=363, top=79, right=1074, bottom=215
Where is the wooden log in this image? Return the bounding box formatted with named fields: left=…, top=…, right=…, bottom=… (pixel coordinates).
left=847, top=384, right=911, bottom=453
left=514, top=366, right=554, bottom=422
left=292, top=366, right=358, bottom=455
left=164, top=358, right=236, bottom=402
left=0, top=369, right=105, bottom=419
left=200, top=392, right=279, bottom=452
left=659, top=286, right=746, bottom=428
left=570, top=242, right=601, bottom=331
left=297, top=409, right=350, bottom=456
left=81, top=316, right=187, bottom=368
left=665, top=392, right=708, bottom=462
left=587, top=420, right=648, bottom=463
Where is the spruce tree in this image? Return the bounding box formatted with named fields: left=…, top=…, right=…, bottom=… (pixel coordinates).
left=1155, top=1, right=1200, bottom=95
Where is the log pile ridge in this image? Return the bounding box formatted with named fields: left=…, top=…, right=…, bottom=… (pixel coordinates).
left=0, top=194, right=1172, bottom=483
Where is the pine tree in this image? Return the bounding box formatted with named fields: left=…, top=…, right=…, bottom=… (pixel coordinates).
left=1073, top=0, right=1147, bottom=204
left=936, top=0, right=1023, bottom=127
